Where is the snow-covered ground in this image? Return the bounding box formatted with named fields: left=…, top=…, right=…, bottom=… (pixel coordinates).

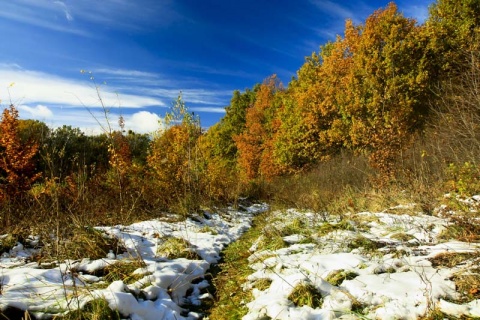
left=0, top=203, right=268, bottom=319
left=243, top=205, right=480, bottom=319
left=1, top=198, right=480, bottom=320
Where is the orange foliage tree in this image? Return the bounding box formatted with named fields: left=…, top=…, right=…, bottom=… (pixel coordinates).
left=0, top=105, right=40, bottom=201
left=262, top=3, right=433, bottom=179
left=108, top=130, right=132, bottom=177
left=234, top=75, right=284, bottom=181
left=303, top=3, right=433, bottom=179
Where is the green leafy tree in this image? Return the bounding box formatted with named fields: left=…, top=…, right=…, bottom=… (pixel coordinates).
left=126, top=130, right=150, bottom=166
left=40, top=125, right=88, bottom=179
left=18, top=119, right=50, bottom=146
left=212, top=88, right=257, bottom=166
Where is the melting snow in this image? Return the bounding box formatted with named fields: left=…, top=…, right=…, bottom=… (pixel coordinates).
left=0, top=203, right=268, bottom=319
left=1, top=199, right=480, bottom=319
left=242, top=208, right=480, bottom=319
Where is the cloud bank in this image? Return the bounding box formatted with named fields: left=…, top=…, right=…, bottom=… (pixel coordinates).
left=0, top=65, right=228, bottom=133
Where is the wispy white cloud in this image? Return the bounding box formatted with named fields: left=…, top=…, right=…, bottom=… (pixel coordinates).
left=139, top=88, right=232, bottom=106
left=0, top=2, right=89, bottom=36
left=94, top=68, right=159, bottom=79
left=0, top=0, right=184, bottom=35
left=0, top=66, right=164, bottom=108
left=54, top=1, right=73, bottom=22
left=0, top=65, right=230, bottom=133
left=309, top=0, right=354, bottom=20
left=72, top=0, right=184, bottom=30
left=89, top=66, right=235, bottom=107
left=153, top=58, right=261, bottom=81
left=191, top=107, right=225, bottom=114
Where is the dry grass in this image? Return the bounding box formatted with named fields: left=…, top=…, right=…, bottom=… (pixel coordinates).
left=38, top=225, right=124, bottom=263
left=347, top=235, right=385, bottom=254
left=452, top=273, right=480, bottom=303
left=266, top=151, right=372, bottom=215
left=429, top=252, right=478, bottom=268
left=317, top=220, right=355, bottom=236
left=0, top=234, right=19, bottom=254
left=429, top=250, right=480, bottom=304
left=390, top=232, right=415, bottom=242
left=102, top=261, right=147, bottom=285
left=439, top=216, right=480, bottom=242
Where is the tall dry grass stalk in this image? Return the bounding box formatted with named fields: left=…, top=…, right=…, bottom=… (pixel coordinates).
left=429, top=49, right=480, bottom=165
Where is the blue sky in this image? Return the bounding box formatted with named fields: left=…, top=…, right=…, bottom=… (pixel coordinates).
left=0, top=0, right=433, bottom=134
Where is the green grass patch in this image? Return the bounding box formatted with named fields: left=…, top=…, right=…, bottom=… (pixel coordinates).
left=347, top=235, right=384, bottom=253
left=317, top=220, right=354, bottom=236
left=102, top=261, right=147, bottom=285
left=198, top=226, right=218, bottom=235
left=253, top=278, right=272, bottom=291
left=288, top=282, right=323, bottom=309
left=281, top=217, right=308, bottom=236
left=156, top=237, right=201, bottom=260
left=263, top=234, right=287, bottom=251
left=208, top=211, right=272, bottom=320
left=325, top=269, right=359, bottom=286
left=390, top=232, right=415, bottom=242
left=62, top=298, right=121, bottom=320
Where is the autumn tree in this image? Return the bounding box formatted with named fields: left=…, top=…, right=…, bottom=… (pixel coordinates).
left=324, top=3, right=433, bottom=178
left=234, top=75, right=284, bottom=181
left=426, top=0, right=480, bottom=74
left=0, top=105, right=40, bottom=201
left=275, top=44, right=346, bottom=172
left=148, top=94, right=202, bottom=212
left=108, top=130, right=132, bottom=177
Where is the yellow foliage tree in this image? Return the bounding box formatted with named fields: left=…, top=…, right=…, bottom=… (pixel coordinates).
left=326, top=3, right=431, bottom=178
left=147, top=94, right=202, bottom=211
